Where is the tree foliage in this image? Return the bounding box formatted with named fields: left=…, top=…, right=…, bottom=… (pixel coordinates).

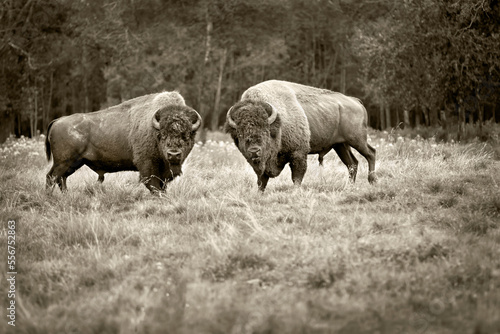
left=1, top=0, right=499, bottom=142
left=353, top=0, right=500, bottom=128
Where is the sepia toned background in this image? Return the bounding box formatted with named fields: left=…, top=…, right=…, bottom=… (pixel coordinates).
left=1, top=1, right=500, bottom=333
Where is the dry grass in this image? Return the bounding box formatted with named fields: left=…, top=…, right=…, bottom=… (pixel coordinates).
left=1, top=129, right=500, bottom=334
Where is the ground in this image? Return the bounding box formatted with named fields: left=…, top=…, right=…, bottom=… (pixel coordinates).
left=0, top=128, right=499, bottom=334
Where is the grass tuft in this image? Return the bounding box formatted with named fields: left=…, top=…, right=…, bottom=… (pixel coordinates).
left=203, top=249, right=276, bottom=282
left=306, top=261, right=346, bottom=289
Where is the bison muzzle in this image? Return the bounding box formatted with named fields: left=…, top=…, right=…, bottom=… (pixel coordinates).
left=45, top=91, right=202, bottom=193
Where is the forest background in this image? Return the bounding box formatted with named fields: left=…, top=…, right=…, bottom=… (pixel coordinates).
left=1, top=0, right=499, bottom=143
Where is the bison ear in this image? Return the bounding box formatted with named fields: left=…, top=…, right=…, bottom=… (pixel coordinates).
left=152, top=109, right=161, bottom=130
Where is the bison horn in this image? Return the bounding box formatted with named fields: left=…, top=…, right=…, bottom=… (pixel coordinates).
left=191, top=110, right=202, bottom=131
left=226, top=106, right=237, bottom=128
left=152, top=110, right=161, bottom=130
left=267, top=103, right=278, bottom=125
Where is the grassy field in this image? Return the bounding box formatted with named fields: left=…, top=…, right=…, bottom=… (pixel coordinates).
left=1, top=128, right=500, bottom=334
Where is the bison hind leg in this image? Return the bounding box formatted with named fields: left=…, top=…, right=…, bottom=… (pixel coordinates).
left=333, top=143, right=358, bottom=183
left=46, top=172, right=59, bottom=190
left=47, top=159, right=84, bottom=191
left=366, top=144, right=377, bottom=184
left=348, top=141, right=376, bottom=184
left=46, top=162, right=71, bottom=191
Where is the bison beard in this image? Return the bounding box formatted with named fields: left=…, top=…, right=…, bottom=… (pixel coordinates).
left=45, top=92, right=201, bottom=193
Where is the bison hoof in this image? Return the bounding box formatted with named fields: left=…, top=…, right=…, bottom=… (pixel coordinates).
left=368, top=172, right=377, bottom=184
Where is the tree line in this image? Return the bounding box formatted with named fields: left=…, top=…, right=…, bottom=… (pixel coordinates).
left=1, top=0, right=499, bottom=143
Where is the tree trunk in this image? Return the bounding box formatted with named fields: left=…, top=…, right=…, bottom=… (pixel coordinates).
left=340, top=45, right=346, bottom=94
left=385, top=103, right=391, bottom=129
left=211, top=48, right=227, bottom=131
left=415, top=107, right=422, bottom=128
left=429, top=108, right=438, bottom=127
left=403, top=109, right=410, bottom=128
left=29, top=80, right=34, bottom=138
left=197, top=5, right=213, bottom=143
left=17, top=112, right=21, bottom=136
left=62, top=85, right=68, bottom=116
left=478, top=103, right=484, bottom=135
left=440, top=110, right=447, bottom=131
left=440, top=109, right=448, bottom=141
left=379, top=102, right=385, bottom=130
left=41, top=84, right=45, bottom=132
left=340, top=65, right=346, bottom=94
left=311, top=32, right=316, bottom=83
left=457, top=103, right=465, bottom=141
left=323, top=49, right=337, bottom=89
left=72, top=83, right=78, bottom=114
left=45, top=70, right=53, bottom=130
left=33, top=81, right=38, bottom=136
left=228, top=50, right=234, bottom=84
left=422, top=106, right=430, bottom=126
left=493, top=101, right=498, bottom=123
left=82, top=46, right=89, bottom=113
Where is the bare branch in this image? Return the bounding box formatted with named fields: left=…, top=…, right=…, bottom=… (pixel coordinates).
left=14, top=0, right=34, bottom=24
left=8, top=42, right=52, bottom=70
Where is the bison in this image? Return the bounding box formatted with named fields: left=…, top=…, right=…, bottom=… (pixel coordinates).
left=45, top=91, right=202, bottom=192
left=224, top=80, right=376, bottom=191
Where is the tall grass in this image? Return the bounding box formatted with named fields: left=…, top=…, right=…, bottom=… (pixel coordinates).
left=1, top=130, right=499, bottom=334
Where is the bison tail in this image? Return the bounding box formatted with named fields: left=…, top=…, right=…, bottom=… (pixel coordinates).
left=45, top=120, right=55, bottom=161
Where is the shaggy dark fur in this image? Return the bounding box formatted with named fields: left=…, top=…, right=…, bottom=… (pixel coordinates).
left=225, top=80, right=376, bottom=191
left=46, top=92, right=201, bottom=193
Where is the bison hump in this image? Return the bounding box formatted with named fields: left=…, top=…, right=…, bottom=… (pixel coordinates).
left=152, top=91, right=185, bottom=109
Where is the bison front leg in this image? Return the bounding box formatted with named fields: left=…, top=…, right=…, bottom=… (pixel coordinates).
left=289, top=152, right=308, bottom=187
left=257, top=173, right=269, bottom=192
left=97, top=172, right=105, bottom=183
left=141, top=174, right=164, bottom=193
left=138, top=160, right=165, bottom=193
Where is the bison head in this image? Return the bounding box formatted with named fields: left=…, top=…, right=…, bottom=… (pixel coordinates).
left=225, top=100, right=281, bottom=176
left=152, top=105, right=201, bottom=176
